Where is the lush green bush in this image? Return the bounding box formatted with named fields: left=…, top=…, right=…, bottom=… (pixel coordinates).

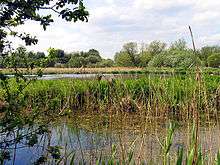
left=114, top=51, right=134, bottom=66
left=97, top=59, right=114, bottom=67
left=148, top=50, right=200, bottom=68
left=148, top=52, right=167, bottom=67
left=207, top=53, right=220, bottom=67
left=139, top=51, right=152, bottom=67
left=113, top=40, right=220, bottom=68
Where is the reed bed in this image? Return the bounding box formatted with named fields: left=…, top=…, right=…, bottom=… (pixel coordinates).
left=1, top=74, right=219, bottom=119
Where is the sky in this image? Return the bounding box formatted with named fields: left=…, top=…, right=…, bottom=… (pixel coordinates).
left=14, top=0, right=220, bottom=59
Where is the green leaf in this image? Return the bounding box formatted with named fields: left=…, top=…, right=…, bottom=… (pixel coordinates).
left=70, top=153, right=75, bottom=165
left=216, top=150, right=220, bottom=165
left=186, top=147, right=195, bottom=165
left=176, top=147, right=183, bottom=165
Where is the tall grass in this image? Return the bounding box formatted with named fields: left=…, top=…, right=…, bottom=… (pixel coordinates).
left=1, top=74, right=219, bottom=119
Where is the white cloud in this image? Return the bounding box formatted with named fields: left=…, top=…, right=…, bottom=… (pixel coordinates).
left=12, top=0, right=220, bottom=59
left=133, top=0, right=194, bottom=10
left=199, top=34, right=220, bottom=46
left=193, top=0, right=220, bottom=11
left=192, top=11, right=220, bottom=25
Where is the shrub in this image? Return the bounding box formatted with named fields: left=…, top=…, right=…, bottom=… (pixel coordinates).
left=207, top=53, right=220, bottom=68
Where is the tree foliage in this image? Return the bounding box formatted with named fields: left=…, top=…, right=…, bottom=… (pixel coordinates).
left=207, top=53, right=220, bottom=68
left=122, top=42, right=139, bottom=66
left=199, top=46, right=220, bottom=66
left=113, top=39, right=219, bottom=68
left=98, top=59, right=114, bottom=67
left=147, top=40, right=167, bottom=56
left=67, top=49, right=112, bottom=67
left=114, top=51, right=134, bottom=67
left=139, top=51, right=152, bottom=67
left=169, top=39, right=187, bottom=51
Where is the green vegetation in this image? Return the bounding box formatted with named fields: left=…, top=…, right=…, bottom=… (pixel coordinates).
left=1, top=39, right=220, bottom=69
left=1, top=0, right=220, bottom=164
left=208, top=53, right=220, bottom=67
left=115, top=39, right=220, bottom=68
left=1, top=74, right=219, bottom=118
left=0, top=46, right=114, bottom=68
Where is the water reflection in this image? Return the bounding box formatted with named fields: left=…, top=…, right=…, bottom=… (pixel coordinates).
left=38, top=74, right=140, bottom=80
left=4, top=114, right=220, bottom=164
left=5, top=73, right=173, bottom=80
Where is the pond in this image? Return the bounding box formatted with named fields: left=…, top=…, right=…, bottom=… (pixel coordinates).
left=5, top=73, right=174, bottom=80
left=38, top=74, right=141, bottom=80
left=3, top=113, right=220, bottom=164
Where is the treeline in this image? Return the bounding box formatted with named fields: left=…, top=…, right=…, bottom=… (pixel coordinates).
left=0, top=47, right=114, bottom=68
left=0, top=39, right=220, bottom=68
left=115, top=39, right=220, bottom=68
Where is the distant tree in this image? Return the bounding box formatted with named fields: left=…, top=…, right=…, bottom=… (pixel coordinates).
left=67, top=49, right=105, bottom=67
left=0, top=56, right=3, bottom=68
left=61, top=53, right=72, bottom=64
left=8, top=46, right=28, bottom=68
left=147, top=40, right=167, bottom=56
left=98, top=59, right=114, bottom=67
left=147, top=39, right=198, bottom=68
left=199, top=46, right=220, bottom=66
left=80, top=51, right=89, bottom=58
left=48, top=48, right=64, bottom=59
left=139, top=51, right=152, bottom=67
left=169, top=39, right=187, bottom=51
left=2, top=46, right=45, bottom=68
left=27, top=51, right=35, bottom=59
left=86, top=49, right=102, bottom=64
left=122, top=42, right=139, bottom=66
left=164, top=50, right=196, bottom=68
left=148, top=49, right=197, bottom=68
left=29, top=51, right=45, bottom=59
left=207, top=53, right=220, bottom=67
left=68, top=52, right=87, bottom=67
left=114, top=51, right=134, bottom=66
left=148, top=52, right=167, bottom=67
left=87, top=49, right=101, bottom=59
left=27, top=51, right=46, bottom=67
left=47, top=48, right=65, bottom=66
left=35, top=52, right=46, bottom=59
left=87, top=55, right=101, bottom=64
left=138, top=41, right=166, bottom=67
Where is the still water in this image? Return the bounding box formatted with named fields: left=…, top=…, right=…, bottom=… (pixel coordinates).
left=3, top=113, right=220, bottom=164
left=5, top=73, right=171, bottom=80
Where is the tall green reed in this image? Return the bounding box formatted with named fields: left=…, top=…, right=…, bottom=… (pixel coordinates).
left=1, top=75, right=219, bottom=119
